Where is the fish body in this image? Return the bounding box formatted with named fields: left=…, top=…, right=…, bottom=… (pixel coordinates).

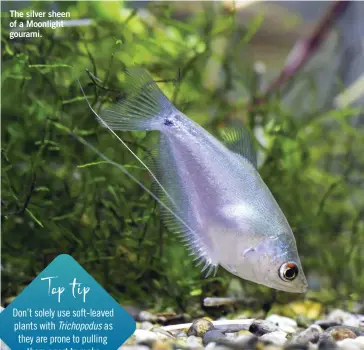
left=92, top=68, right=308, bottom=293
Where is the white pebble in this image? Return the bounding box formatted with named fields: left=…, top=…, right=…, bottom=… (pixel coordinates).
left=356, top=337, right=364, bottom=345
left=186, top=335, right=203, bottom=348
left=140, top=321, right=154, bottom=330
left=337, top=338, right=364, bottom=350
left=175, top=330, right=187, bottom=338
left=328, top=309, right=361, bottom=328
left=139, top=310, right=157, bottom=322
left=266, top=314, right=297, bottom=333
left=134, top=329, right=158, bottom=343
left=225, top=332, right=237, bottom=338
left=260, top=331, right=288, bottom=346
left=204, top=342, right=217, bottom=350
left=235, top=333, right=256, bottom=343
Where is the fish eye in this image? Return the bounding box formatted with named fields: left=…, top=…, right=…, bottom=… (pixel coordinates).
left=279, top=262, right=299, bottom=282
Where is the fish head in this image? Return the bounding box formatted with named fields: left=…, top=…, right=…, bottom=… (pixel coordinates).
left=219, top=204, right=308, bottom=293
left=222, top=233, right=308, bottom=293
left=247, top=235, right=307, bottom=293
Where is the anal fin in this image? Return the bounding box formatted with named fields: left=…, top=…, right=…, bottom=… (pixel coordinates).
left=148, top=133, right=219, bottom=277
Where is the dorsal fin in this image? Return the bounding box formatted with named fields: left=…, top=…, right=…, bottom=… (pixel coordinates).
left=219, top=127, right=257, bottom=168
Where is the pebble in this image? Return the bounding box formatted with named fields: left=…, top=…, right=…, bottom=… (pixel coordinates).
left=119, top=309, right=364, bottom=349
left=176, top=331, right=187, bottom=338
left=315, top=320, right=342, bottom=330
left=357, top=336, right=364, bottom=345
left=134, top=329, right=158, bottom=345
left=328, top=310, right=353, bottom=322
left=318, top=338, right=339, bottom=349
left=203, top=330, right=226, bottom=345
left=324, top=326, right=364, bottom=341
left=336, top=337, right=364, bottom=350
left=214, top=323, right=250, bottom=333
left=141, top=321, right=154, bottom=330
left=174, top=339, right=189, bottom=349
left=151, top=327, right=175, bottom=340
left=176, top=336, right=187, bottom=344
left=233, top=333, right=258, bottom=348
left=209, top=333, right=258, bottom=349
left=353, top=304, right=364, bottom=315
left=186, top=335, right=203, bottom=349
left=237, top=329, right=252, bottom=336
left=284, top=344, right=309, bottom=350
left=295, top=315, right=311, bottom=328
left=328, top=310, right=361, bottom=328
left=188, top=319, right=215, bottom=337
left=152, top=342, right=173, bottom=350
left=266, top=314, right=298, bottom=333
left=345, top=318, right=362, bottom=329
left=260, top=331, right=288, bottom=346
left=124, top=305, right=142, bottom=320
left=291, top=325, right=323, bottom=344
left=139, top=310, right=158, bottom=323
left=132, top=329, right=174, bottom=346
left=225, top=332, right=237, bottom=338
left=267, top=345, right=287, bottom=350
left=205, top=345, right=231, bottom=350
left=249, top=320, right=280, bottom=336
left=156, top=313, right=192, bottom=326
left=359, top=316, right=364, bottom=330
left=330, top=328, right=357, bottom=341
left=204, top=343, right=217, bottom=350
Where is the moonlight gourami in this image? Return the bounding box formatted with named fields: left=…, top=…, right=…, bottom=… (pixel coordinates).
left=9, top=31, right=41, bottom=39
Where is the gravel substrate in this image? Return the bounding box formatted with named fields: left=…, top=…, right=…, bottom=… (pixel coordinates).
left=1, top=305, right=363, bottom=349
left=121, top=309, right=364, bottom=350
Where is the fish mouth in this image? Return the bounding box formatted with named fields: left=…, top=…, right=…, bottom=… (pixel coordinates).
left=275, top=277, right=308, bottom=294
left=274, top=284, right=307, bottom=294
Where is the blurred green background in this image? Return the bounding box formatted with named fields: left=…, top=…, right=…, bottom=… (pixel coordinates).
left=1, top=1, right=364, bottom=316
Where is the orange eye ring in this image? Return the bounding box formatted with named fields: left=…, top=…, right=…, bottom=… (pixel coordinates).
left=279, top=262, right=299, bottom=281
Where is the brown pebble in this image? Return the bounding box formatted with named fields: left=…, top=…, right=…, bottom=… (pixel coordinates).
left=330, top=327, right=357, bottom=340
left=152, top=341, right=172, bottom=350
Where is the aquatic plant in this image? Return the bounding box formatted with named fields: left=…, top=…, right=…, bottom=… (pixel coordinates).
left=2, top=1, right=363, bottom=312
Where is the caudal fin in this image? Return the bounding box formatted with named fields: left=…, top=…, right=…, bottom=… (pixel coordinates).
left=99, top=68, right=177, bottom=131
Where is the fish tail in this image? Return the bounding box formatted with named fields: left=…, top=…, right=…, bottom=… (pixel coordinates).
left=97, top=68, right=178, bottom=131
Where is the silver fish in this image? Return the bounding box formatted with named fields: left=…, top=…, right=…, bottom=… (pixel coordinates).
left=83, top=68, right=308, bottom=293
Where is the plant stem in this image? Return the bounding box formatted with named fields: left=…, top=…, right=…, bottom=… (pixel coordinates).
left=262, top=0, right=350, bottom=99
